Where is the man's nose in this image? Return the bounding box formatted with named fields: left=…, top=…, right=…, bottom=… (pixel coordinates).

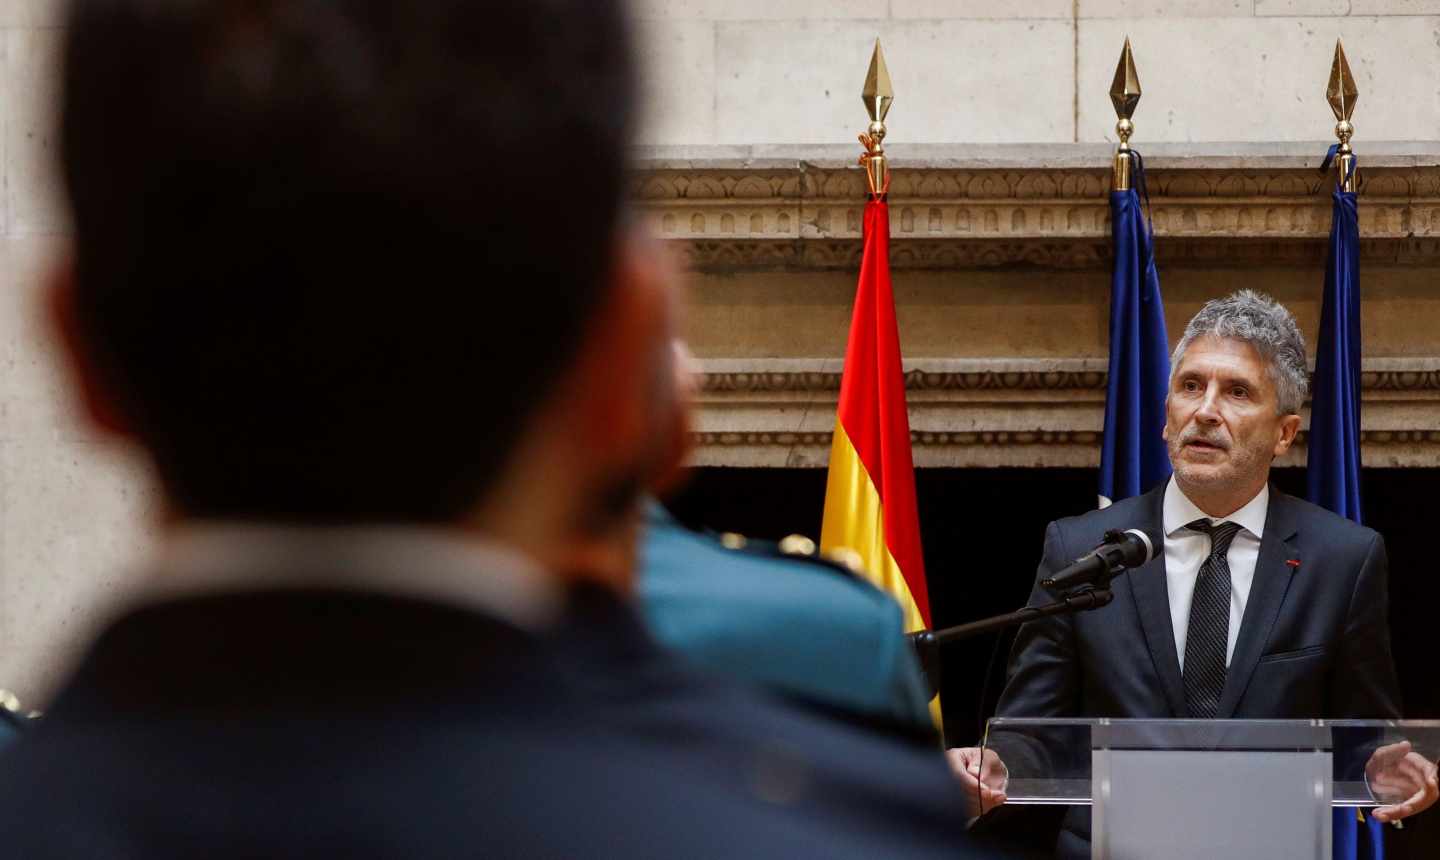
left=1195, top=383, right=1223, bottom=423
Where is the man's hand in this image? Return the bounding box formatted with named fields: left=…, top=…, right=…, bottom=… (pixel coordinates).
left=1365, top=740, right=1440, bottom=824
left=945, top=746, right=1008, bottom=818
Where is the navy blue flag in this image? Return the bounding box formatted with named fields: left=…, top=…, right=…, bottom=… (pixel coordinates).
left=1099, top=152, right=1171, bottom=507
left=1308, top=153, right=1384, bottom=860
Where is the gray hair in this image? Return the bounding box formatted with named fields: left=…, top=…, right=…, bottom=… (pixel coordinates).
left=1170, top=290, right=1309, bottom=415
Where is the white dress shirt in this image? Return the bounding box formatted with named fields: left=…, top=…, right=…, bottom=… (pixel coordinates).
left=1162, top=477, right=1269, bottom=670
left=141, top=524, right=561, bottom=630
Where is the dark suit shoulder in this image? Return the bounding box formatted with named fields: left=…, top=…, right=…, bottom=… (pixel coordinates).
left=1270, top=489, right=1380, bottom=545
left=1051, top=491, right=1153, bottom=533
left=1045, top=486, right=1162, bottom=560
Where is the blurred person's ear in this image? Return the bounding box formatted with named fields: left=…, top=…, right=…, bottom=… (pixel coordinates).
left=512, top=230, right=687, bottom=589
left=46, top=253, right=135, bottom=441
left=574, top=231, right=689, bottom=496
left=648, top=338, right=696, bottom=501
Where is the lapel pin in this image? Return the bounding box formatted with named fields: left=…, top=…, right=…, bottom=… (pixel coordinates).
left=1286, top=559, right=1301, bottom=569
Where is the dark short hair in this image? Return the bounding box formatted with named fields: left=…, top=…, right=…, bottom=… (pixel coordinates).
left=60, top=0, right=636, bottom=521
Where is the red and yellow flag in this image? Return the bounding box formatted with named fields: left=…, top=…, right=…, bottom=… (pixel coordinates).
left=820, top=198, right=935, bottom=718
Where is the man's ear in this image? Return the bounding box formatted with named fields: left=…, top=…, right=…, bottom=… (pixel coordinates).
left=648, top=339, right=696, bottom=500
left=46, top=255, right=134, bottom=440
left=1273, top=413, right=1302, bottom=457
left=563, top=233, right=681, bottom=479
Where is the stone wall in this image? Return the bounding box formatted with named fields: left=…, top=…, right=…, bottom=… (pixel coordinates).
left=635, top=1, right=1440, bottom=147
left=636, top=144, right=1440, bottom=469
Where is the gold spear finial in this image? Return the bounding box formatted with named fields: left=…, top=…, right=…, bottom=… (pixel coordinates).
left=860, top=38, right=893, bottom=197
left=1327, top=38, right=1358, bottom=123
left=1327, top=38, right=1359, bottom=192
left=1110, top=37, right=1141, bottom=191
left=862, top=38, right=894, bottom=124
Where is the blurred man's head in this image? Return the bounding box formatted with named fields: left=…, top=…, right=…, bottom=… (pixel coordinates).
left=53, top=0, right=678, bottom=581
left=1162, top=290, right=1306, bottom=516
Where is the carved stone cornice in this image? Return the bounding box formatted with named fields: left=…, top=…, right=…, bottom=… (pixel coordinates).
left=690, top=358, right=1440, bottom=469
left=695, top=429, right=1440, bottom=448
left=633, top=143, right=1440, bottom=271
left=699, top=365, right=1440, bottom=394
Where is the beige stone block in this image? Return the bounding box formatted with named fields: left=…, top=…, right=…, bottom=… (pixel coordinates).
left=714, top=19, right=1074, bottom=145
left=7, top=28, right=67, bottom=237
left=632, top=0, right=878, bottom=19
left=684, top=271, right=856, bottom=358
left=891, top=0, right=1072, bottom=17
left=684, top=268, right=1113, bottom=359
left=1076, top=18, right=1440, bottom=143
left=1079, top=0, right=1252, bottom=15
left=636, top=20, right=718, bottom=146
left=1254, top=0, right=1349, bottom=14
left=1345, top=1, right=1440, bottom=12
left=1140, top=267, right=1440, bottom=359
left=0, top=439, right=156, bottom=704
left=0, top=0, right=64, bottom=28
left=683, top=264, right=1440, bottom=368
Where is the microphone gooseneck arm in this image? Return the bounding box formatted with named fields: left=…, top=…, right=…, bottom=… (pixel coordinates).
left=911, top=587, right=1115, bottom=651
left=907, top=525, right=1155, bottom=697
left=906, top=587, right=1115, bottom=699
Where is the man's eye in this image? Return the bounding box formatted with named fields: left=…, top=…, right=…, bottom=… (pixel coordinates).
left=1182, top=380, right=1201, bottom=392
left=1231, top=387, right=1248, bottom=398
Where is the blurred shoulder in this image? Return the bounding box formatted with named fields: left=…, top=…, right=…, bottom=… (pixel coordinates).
left=640, top=503, right=893, bottom=612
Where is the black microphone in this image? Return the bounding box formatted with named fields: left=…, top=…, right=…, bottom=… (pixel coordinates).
left=1040, top=528, right=1155, bottom=593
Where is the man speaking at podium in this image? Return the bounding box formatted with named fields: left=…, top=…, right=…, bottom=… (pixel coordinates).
left=950, top=291, right=1436, bottom=856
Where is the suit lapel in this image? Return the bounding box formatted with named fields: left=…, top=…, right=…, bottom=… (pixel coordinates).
left=1216, top=488, right=1300, bottom=718
left=1126, top=485, right=1186, bottom=717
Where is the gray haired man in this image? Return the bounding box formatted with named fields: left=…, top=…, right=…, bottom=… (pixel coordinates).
left=948, top=290, right=1436, bottom=856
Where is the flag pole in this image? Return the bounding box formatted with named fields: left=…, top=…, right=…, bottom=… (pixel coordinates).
left=1328, top=38, right=1359, bottom=193
left=1098, top=36, right=1170, bottom=509
left=822, top=38, right=938, bottom=727
left=1110, top=37, right=1141, bottom=192
left=860, top=38, right=893, bottom=199
left=1316, top=37, right=1386, bottom=860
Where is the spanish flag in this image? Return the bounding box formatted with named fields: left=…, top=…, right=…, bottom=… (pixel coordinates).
left=820, top=197, right=936, bottom=721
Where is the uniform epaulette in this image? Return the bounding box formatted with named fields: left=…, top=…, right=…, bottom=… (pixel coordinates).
left=0, top=688, right=29, bottom=734
left=707, top=530, right=871, bottom=582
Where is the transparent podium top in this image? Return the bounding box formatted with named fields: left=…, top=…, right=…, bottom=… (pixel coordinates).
left=983, top=718, right=1440, bottom=807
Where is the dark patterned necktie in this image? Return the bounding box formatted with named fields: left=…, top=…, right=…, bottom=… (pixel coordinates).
left=1182, top=519, right=1244, bottom=718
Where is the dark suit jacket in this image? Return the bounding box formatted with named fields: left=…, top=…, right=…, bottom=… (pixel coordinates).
left=990, top=483, right=1402, bottom=856
left=0, top=585, right=991, bottom=859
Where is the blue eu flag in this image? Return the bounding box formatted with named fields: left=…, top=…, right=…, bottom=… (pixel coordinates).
left=1309, top=156, right=1384, bottom=860
left=1099, top=153, right=1171, bottom=507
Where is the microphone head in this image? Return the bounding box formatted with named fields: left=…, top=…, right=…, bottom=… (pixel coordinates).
left=1120, top=528, right=1155, bottom=566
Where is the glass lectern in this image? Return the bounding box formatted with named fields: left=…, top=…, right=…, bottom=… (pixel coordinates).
left=984, top=718, right=1440, bottom=860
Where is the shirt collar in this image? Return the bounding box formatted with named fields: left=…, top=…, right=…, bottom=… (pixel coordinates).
left=140, top=523, right=562, bottom=630
left=1163, top=476, right=1269, bottom=540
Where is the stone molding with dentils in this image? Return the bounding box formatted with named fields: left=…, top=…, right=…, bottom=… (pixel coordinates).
left=700, top=366, right=1440, bottom=394
left=690, top=430, right=1440, bottom=469
left=632, top=143, right=1440, bottom=271
left=689, top=357, right=1440, bottom=469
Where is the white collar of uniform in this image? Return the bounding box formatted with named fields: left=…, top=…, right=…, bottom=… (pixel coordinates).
left=140, top=523, right=561, bottom=630
left=1162, top=476, right=1269, bottom=540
